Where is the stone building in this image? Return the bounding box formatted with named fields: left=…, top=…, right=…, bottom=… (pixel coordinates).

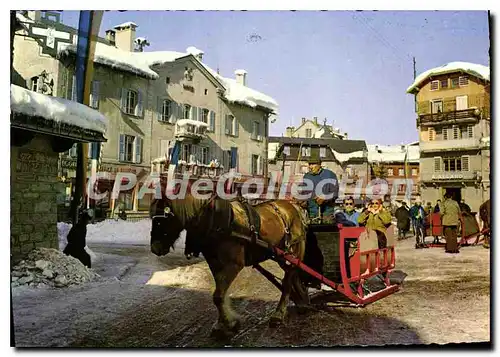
left=14, top=11, right=278, bottom=214
left=284, top=117, right=347, bottom=139
left=407, top=62, right=490, bottom=211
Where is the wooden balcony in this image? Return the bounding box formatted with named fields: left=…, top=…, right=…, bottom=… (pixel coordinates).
left=420, top=137, right=480, bottom=153
left=417, top=108, right=480, bottom=127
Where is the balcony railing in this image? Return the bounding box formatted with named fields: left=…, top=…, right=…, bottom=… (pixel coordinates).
left=417, top=108, right=480, bottom=126
left=175, top=119, right=208, bottom=141
left=421, top=170, right=478, bottom=182
left=420, top=137, right=480, bottom=152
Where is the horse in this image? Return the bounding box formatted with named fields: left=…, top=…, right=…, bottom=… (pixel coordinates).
left=149, top=191, right=311, bottom=339
left=479, top=199, right=491, bottom=248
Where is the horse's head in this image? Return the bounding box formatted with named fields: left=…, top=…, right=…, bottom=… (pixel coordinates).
left=150, top=199, right=184, bottom=256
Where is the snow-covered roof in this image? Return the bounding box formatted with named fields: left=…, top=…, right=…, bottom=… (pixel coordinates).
left=186, top=46, right=204, bottom=57
left=58, top=43, right=278, bottom=113
left=15, top=12, right=34, bottom=23
left=176, top=119, right=209, bottom=127
left=11, top=84, right=107, bottom=135
left=367, top=144, right=419, bottom=163
left=114, top=22, right=138, bottom=29
left=332, top=150, right=365, bottom=163
left=407, top=62, right=490, bottom=93
left=235, top=69, right=248, bottom=75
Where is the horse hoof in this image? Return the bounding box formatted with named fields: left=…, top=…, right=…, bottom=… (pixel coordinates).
left=269, top=314, right=285, bottom=327
left=230, top=319, right=242, bottom=333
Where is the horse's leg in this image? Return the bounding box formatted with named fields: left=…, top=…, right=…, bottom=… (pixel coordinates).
left=206, top=257, right=243, bottom=338
left=269, top=267, right=295, bottom=326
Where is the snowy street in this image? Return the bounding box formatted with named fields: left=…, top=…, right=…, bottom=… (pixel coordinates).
left=11, top=219, right=490, bottom=347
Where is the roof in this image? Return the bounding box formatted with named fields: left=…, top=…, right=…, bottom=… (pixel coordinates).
left=367, top=144, right=419, bottom=163
left=10, top=84, right=108, bottom=135
left=58, top=43, right=278, bottom=113
left=407, top=62, right=490, bottom=94
left=269, top=136, right=367, bottom=153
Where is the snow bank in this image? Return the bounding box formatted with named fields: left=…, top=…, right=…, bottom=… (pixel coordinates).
left=407, top=62, right=490, bottom=93
left=11, top=248, right=100, bottom=289
left=11, top=84, right=108, bottom=134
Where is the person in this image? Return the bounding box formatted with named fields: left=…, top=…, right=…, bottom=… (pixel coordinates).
left=441, top=192, right=461, bottom=253
left=395, top=201, right=411, bottom=240
left=460, top=199, right=472, bottom=215
left=433, top=199, right=441, bottom=213
left=425, top=202, right=433, bottom=215
left=340, top=196, right=360, bottom=226
left=298, top=155, right=339, bottom=222
left=358, top=198, right=392, bottom=249
left=409, top=199, right=427, bottom=248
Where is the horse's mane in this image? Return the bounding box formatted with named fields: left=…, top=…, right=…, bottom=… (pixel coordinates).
left=168, top=193, right=210, bottom=227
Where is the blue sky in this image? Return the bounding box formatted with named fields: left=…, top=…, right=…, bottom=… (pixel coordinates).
left=60, top=10, right=490, bottom=145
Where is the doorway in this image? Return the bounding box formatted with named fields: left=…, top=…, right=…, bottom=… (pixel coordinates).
left=444, top=187, right=461, bottom=202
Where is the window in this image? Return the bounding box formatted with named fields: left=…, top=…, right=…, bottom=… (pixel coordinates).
left=90, top=81, right=100, bottom=109
left=252, top=121, right=261, bottom=140
left=412, top=168, right=418, bottom=176
left=31, top=76, right=39, bottom=92
left=201, top=147, right=210, bottom=165
left=430, top=80, right=439, bottom=91
left=398, top=168, right=404, bottom=176
left=461, top=156, right=470, bottom=172
left=121, top=88, right=143, bottom=117
left=251, top=155, right=263, bottom=175
left=181, top=144, right=192, bottom=162
left=283, top=146, right=290, bottom=156
left=119, top=134, right=142, bottom=163
left=387, top=168, right=394, bottom=176
left=443, top=157, right=462, bottom=172
left=428, top=127, right=436, bottom=141
left=452, top=125, right=460, bottom=140
left=184, top=104, right=192, bottom=119
left=443, top=126, right=449, bottom=140
left=305, top=128, right=312, bottom=138
left=301, top=146, right=311, bottom=157
left=440, top=79, right=448, bottom=89
left=204, top=89, right=208, bottom=95
left=467, top=125, right=473, bottom=138
left=451, top=77, right=459, bottom=88
left=68, top=144, right=77, bottom=158
left=225, top=115, right=238, bottom=136
left=320, top=147, right=326, bottom=157
left=434, top=157, right=442, bottom=171
left=435, top=127, right=443, bottom=139
left=431, top=100, right=443, bottom=113
left=200, top=108, right=209, bottom=124
left=459, top=76, right=469, bottom=86
left=166, top=77, right=170, bottom=84
left=160, top=100, right=172, bottom=122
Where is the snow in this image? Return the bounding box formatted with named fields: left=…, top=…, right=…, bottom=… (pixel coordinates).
left=114, top=21, right=138, bottom=29
left=11, top=84, right=108, bottom=135
left=186, top=46, right=204, bottom=57
left=58, top=42, right=278, bottom=112
left=234, top=69, right=248, bottom=75
left=176, top=119, right=209, bottom=127
left=407, top=62, right=490, bottom=93
left=15, top=12, right=34, bottom=23
left=367, top=144, right=420, bottom=163
left=332, top=150, right=365, bottom=163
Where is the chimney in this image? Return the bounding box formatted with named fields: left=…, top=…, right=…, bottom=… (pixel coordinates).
left=313, top=116, right=318, bottom=125
left=344, top=132, right=348, bottom=139
left=301, top=117, right=306, bottom=124
left=285, top=127, right=295, bottom=137
left=113, top=22, right=137, bottom=52
left=105, top=29, right=116, bottom=46
left=235, top=69, right=247, bottom=86
left=186, top=46, right=204, bottom=61
left=27, top=11, right=41, bottom=22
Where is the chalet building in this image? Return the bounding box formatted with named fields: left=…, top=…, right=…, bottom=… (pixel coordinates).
left=14, top=11, right=277, bottom=215
left=284, top=117, right=347, bottom=139
left=367, top=143, right=420, bottom=202
left=407, top=62, right=490, bottom=212
left=268, top=136, right=368, bottom=200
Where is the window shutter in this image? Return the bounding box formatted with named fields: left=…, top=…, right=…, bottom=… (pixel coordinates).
left=157, top=97, right=162, bottom=121
left=160, top=139, right=169, bottom=157
left=71, top=75, right=77, bottom=101
left=119, top=134, right=125, bottom=161
left=87, top=143, right=92, bottom=158
left=171, top=102, right=179, bottom=123
left=135, top=137, right=142, bottom=163
left=90, top=80, right=100, bottom=108
left=434, top=157, right=441, bottom=172
left=225, top=115, right=230, bottom=135
left=320, top=147, right=326, bottom=157
left=461, top=156, right=470, bottom=171
left=258, top=155, right=264, bottom=175
left=443, top=127, right=448, bottom=140
left=120, top=88, right=127, bottom=112
left=468, top=125, right=473, bottom=138
left=135, top=90, right=144, bottom=117
left=234, top=117, right=239, bottom=137
left=209, top=111, right=216, bottom=131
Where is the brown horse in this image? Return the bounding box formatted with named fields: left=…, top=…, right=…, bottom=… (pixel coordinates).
left=150, top=192, right=310, bottom=339
left=479, top=199, right=491, bottom=248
